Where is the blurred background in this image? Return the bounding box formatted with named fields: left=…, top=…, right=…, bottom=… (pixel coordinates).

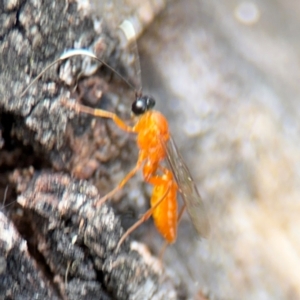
left=94, top=0, right=300, bottom=299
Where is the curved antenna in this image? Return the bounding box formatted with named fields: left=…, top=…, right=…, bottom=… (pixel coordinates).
left=2, top=185, right=9, bottom=209
left=20, top=49, right=137, bottom=97
left=118, top=19, right=143, bottom=97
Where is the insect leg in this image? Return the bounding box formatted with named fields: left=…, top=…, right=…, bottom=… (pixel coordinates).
left=95, top=152, right=146, bottom=207
left=116, top=179, right=172, bottom=251
left=62, top=99, right=135, bottom=133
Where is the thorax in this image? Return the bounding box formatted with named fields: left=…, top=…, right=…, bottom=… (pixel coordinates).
left=134, top=110, right=170, bottom=154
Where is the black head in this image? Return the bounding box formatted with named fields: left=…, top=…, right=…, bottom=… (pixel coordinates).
left=131, top=95, right=156, bottom=116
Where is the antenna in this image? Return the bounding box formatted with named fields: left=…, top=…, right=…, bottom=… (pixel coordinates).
left=117, top=19, right=143, bottom=97
left=20, top=49, right=137, bottom=98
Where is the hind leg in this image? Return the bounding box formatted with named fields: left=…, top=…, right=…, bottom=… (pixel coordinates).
left=116, top=178, right=172, bottom=251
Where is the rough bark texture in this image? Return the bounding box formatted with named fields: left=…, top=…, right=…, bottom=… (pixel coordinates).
left=0, top=1, right=182, bottom=299
left=1, top=171, right=177, bottom=299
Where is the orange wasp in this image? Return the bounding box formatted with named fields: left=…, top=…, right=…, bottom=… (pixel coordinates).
left=22, top=43, right=210, bottom=250
left=65, top=81, right=210, bottom=248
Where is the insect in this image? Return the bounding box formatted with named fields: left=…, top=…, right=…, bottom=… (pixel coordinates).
left=21, top=22, right=210, bottom=250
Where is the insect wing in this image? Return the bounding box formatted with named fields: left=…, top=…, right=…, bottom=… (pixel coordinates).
left=163, top=135, right=210, bottom=238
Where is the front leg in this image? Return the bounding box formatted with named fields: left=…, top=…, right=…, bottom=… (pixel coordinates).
left=61, top=99, right=135, bottom=133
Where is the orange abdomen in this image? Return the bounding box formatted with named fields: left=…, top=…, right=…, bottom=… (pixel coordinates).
left=150, top=182, right=178, bottom=243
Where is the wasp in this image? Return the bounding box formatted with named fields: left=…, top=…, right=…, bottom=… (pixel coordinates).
left=21, top=36, right=210, bottom=250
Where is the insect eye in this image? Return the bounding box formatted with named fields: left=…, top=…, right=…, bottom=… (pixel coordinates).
left=146, top=96, right=156, bottom=110
left=132, top=98, right=146, bottom=115
left=132, top=95, right=156, bottom=116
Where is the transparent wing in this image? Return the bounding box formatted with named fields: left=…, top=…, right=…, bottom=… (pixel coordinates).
left=163, top=135, right=210, bottom=238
